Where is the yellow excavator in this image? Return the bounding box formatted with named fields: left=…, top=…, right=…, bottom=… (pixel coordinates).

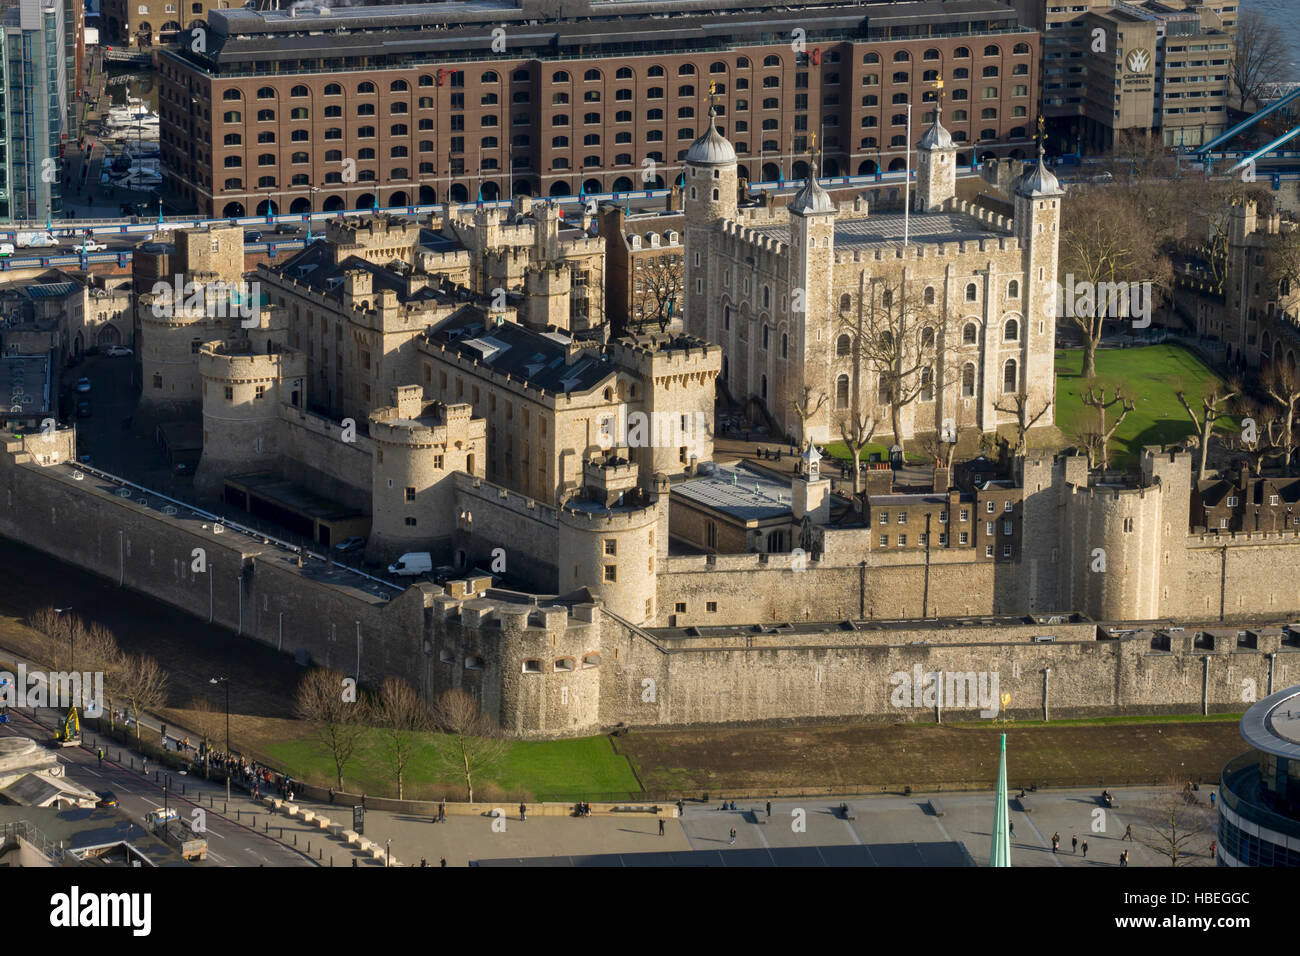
left=54, top=705, right=80, bottom=747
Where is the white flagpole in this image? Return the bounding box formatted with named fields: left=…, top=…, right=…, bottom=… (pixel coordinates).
left=904, top=103, right=912, bottom=246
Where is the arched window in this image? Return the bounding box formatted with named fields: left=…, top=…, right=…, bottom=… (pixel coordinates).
left=963, top=322, right=978, bottom=345
left=1002, top=359, right=1018, bottom=393
left=961, top=363, right=976, bottom=397
left=920, top=326, right=934, bottom=349
left=1004, top=318, right=1019, bottom=342
left=223, top=89, right=241, bottom=101
left=836, top=334, right=851, bottom=356
left=1007, top=279, right=1019, bottom=299
left=920, top=367, right=934, bottom=402
left=923, top=286, right=935, bottom=305
left=839, top=293, right=852, bottom=312
left=552, top=70, right=569, bottom=83
left=836, top=374, right=850, bottom=408
left=965, top=282, right=978, bottom=302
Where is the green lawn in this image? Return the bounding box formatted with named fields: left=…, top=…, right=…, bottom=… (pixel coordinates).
left=1055, top=345, right=1232, bottom=470
left=263, top=731, right=642, bottom=802
left=823, top=440, right=927, bottom=464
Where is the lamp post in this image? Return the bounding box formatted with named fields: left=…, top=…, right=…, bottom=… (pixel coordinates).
left=54, top=606, right=74, bottom=671
left=209, top=676, right=230, bottom=802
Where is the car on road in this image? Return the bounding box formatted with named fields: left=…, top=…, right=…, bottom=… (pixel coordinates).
left=274, top=223, right=299, bottom=234
left=245, top=230, right=263, bottom=243
left=335, top=535, right=366, bottom=553
left=95, top=791, right=118, bottom=808
left=105, top=345, right=133, bottom=357
left=0, top=243, right=13, bottom=258
left=76, top=398, right=92, bottom=418
left=80, top=240, right=108, bottom=252
left=74, top=377, right=92, bottom=393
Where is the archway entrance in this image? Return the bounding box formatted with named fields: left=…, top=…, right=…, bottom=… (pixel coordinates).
left=480, top=181, right=500, bottom=202
left=858, top=159, right=877, bottom=175
left=222, top=201, right=245, bottom=217
left=762, top=162, right=779, bottom=181
left=548, top=180, right=572, bottom=197
left=419, top=185, right=437, bottom=204
left=449, top=183, right=469, bottom=202
left=255, top=199, right=278, bottom=216
left=355, top=193, right=375, bottom=210
left=323, top=195, right=345, bottom=212
left=289, top=197, right=311, bottom=214
left=389, top=190, right=408, bottom=207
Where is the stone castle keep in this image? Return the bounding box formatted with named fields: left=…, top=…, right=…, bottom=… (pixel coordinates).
left=3, top=121, right=1300, bottom=738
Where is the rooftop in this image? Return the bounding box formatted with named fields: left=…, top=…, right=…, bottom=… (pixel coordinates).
left=750, top=211, right=999, bottom=250
left=0, top=354, right=52, bottom=419
left=427, top=312, right=616, bottom=394
left=673, top=463, right=792, bottom=522
left=1240, top=685, right=1300, bottom=761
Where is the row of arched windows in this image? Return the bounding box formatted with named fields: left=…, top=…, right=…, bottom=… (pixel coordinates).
left=836, top=280, right=1019, bottom=313
left=863, top=43, right=1031, bottom=64
left=832, top=359, right=1019, bottom=409
left=832, top=318, right=1020, bottom=356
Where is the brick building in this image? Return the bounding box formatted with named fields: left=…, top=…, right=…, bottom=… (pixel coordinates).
left=158, top=0, right=1040, bottom=218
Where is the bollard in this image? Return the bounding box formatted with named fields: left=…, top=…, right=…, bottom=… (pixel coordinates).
left=293, top=833, right=297, bottom=846
left=308, top=841, right=311, bottom=854
left=223, top=802, right=227, bottom=814
left=319, top=848, right=323, bottom=860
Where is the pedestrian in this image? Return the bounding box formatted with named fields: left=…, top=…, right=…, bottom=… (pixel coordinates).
left=352, top=859, right=358, bottom=867
left=1210, top=840, right=1217, bottom=858
left=97, top=747, right=103, bottom=767
left=1009, top=820, right=1015, bottom=838
left=1081, top=840, right=1088, bottom=858
left=1123, top=824, right=1133, bottom=841
left=728, top=827, right=736, bottom=846
left=676, top=799, right=684, bottom=818
left=439, top=798, right=446, bottom=823
left=1071, top=835, right=1078, bottom=853
left=329, top=787, right=335, bottom=804
left=766, top=800, right=772, bottom=818
left=440, top=857, right=446, bottom=867
left=420, top=857, right=428, bottom=867
left=142, top=757, right=148, bottom=775
left=520, top=802, right=527, bottom=822
left=659, top=818, right=665, bottom=836
left=1209, top=791, right=1216, bottom=808
left=1051, top=832, right=1059, bottom=854
left=361, top=793, right=366, bottom=810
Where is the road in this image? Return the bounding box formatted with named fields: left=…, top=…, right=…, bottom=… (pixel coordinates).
left=0, top=706, right=313, bottom=867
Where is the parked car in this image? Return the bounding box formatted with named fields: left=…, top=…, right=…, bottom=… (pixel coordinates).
left=74, top=377, right=91, bottom=393
left=95, top=791, right=118, bottom=808
left=81, top=240, right=108, bottom=252
left=274, top=223, right=299, bottom=234
left=244, top=231, right=263, bottom=243
left=105, top=345, right=133, bottom=357
left=335, top=535, right=366, bottom=553
left=0, top=243, right=14, bottom=258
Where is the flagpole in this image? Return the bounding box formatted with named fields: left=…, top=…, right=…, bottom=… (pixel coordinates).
left=904, top=103, right=912, bottom=246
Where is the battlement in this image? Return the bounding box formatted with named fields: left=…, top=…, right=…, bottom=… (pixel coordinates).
left=198, top=342, right=305, bottom=382
left=719, top=218, right=788, bottom=257
left=455, top=472, right=559, bottom=527
left=607, top=333, right=720, bottom=376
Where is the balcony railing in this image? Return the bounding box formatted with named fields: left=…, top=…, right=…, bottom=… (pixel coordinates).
left=1220, top=752, right=1300, bottom=841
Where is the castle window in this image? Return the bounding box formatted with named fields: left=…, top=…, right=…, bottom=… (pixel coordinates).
left=1004, top=519, right=1013, bottom=535
left=433, top=455, right=444, bottom=469
left=1002, top=359, right=1018, bottom=393
left=1004, top=319, right=1018, bottom=342
left=439, top=649, right=454, bottom=664
left=781, top=333, right=788, bottom=358
left=839, top=293, right=852, bottom=312
left=405, top=517, right=417, bottom=527
left=985, top=545, right=994, bottom=557
left=923, top=286, right=935, bottom=305
left=224, top=386, right=233, bottom=400
left=1227, top=496, right=1238, bottom=507
left=939, top=533, right=948, bottom=545
left=836, top=374, right=849, bottom=408
left=465, top=655, right=484, bottom=670
left=153, top=373, right=163, bottom=389
left=405, top=486, right=416, bottom=502
left=1007, top=279, right=1020, bottom=298
left=582, top=653, right=601, bottom=669
left=836, top=334, right=852, bottom=356
left=960, top=532, right=969, bottom=545
left=987, top=500, right=996, bottom=514
left=1003, top=545, right=1012, bottom=558
left=920, top=367, right=933, bottom=401
left=963, top=323, right=978, bottom=345
left=965, top=282, right=978, bottom=302
left=879, top=535, right=889, bottom=547
left=604, top=565, right=617, bottom=582
left=555, top=658, right=576, bottom=672
left=1004, top=500, right=1013, bottom=513
left=879, top=512, right=889, bottom=525
left=522, top=660, right=543, bottom=673
left=605, top=539, right=617, bottom=556
left=255, top=385, right=266, bottom=400
left=898, top=512, right=908, bottom=525
left=898, top=534, right=908, bottom=546
left=675, top=602, right=686, bottom=613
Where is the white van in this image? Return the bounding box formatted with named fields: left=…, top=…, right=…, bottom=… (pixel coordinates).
left=0, top=243, right=13, bottom=257
left=388, top=551, right=432, bottom=577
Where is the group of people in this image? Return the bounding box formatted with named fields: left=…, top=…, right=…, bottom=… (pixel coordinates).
left=574, top=802, right=592, bottom=817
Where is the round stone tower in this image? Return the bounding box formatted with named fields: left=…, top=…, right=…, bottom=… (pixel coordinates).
left=194, top=341, right=306, bottom=498
left=557, top=458, right=667, bottom=625
left=137, top=278, right=230, bottom=424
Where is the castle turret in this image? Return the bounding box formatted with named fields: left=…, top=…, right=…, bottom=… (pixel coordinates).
left=915, top=104, right=958, bottom=212
left=522, top=262, right=572, bottom=331
left=787, top=161, right=837, bottom=444
left=682, top=106, right=738, bottom=343
left=792, top=442, right=830, bottom=525
left=557, top=461, right=667, bottom=624
left=1012, top=140, right=1063, bottom=435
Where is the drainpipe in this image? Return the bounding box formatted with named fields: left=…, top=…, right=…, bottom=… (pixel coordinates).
left=1202, top=654, right=1211, bottom=716
left=1043, top=667, right=1051, bottom=722
left=236, top=575, right=243, bottom=636
left=118, top=529, right=124, bottom=586
left=278, top=611, right=283, bottom=652
left=1268, top=651, right=1276, bottom=697
left=355, top=620, right=362, bottom=681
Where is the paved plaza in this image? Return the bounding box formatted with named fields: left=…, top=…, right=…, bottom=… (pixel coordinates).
left=287, top=785, right=1219, bottom=867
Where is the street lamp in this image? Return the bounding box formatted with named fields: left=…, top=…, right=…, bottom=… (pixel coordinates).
left=54, top=607, right=74, bottom=671
left=386, top=838, right=391, bottom=868
left=209, top=676, right=230, bottom=803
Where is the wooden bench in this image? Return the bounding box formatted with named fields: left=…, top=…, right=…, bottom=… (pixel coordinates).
left=839, top=803, right=857, bottom=821
left=928, top=798, right=946, bottom=817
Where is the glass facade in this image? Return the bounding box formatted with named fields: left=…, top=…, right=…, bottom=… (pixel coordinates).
left=1, top=0, right=67, bottom=222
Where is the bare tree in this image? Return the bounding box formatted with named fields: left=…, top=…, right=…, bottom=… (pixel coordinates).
left=1232, top=9, right=1288, bottom=111
left=1264, top=363, right=1300, bottom=475
left=848, top=268, right=943, bottom=455
left=1177, top=384, right=1240, bottom=481
left=186, top=697, right=225, bottom=769
left=1224, top=401, right=1283, bottom=477
left=1060, top=187, right=1170, bottom=378
left=993, top=391, right=1053, bottom=456
left=1137, top=777, right=1215, bottom=867
left=1078, top=385, right=1134, bottom=470
left=293, top=667, right=370, bottom=791
left=430, top=688, right=508, bottom=803
left=788, top=384, right=828, bottom=454
left=636, top=255, right=684, bottom=333
left=837, top=406, right=878, bottom=498
left=375, top=677, right=431, bottom=800
left=117, top=653, right=169, bottom=745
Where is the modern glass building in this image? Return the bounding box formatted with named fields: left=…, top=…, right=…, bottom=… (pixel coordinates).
left=1218, top=684, right=1300, bottom=867
left=1, top=0, right=68, bottom=222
